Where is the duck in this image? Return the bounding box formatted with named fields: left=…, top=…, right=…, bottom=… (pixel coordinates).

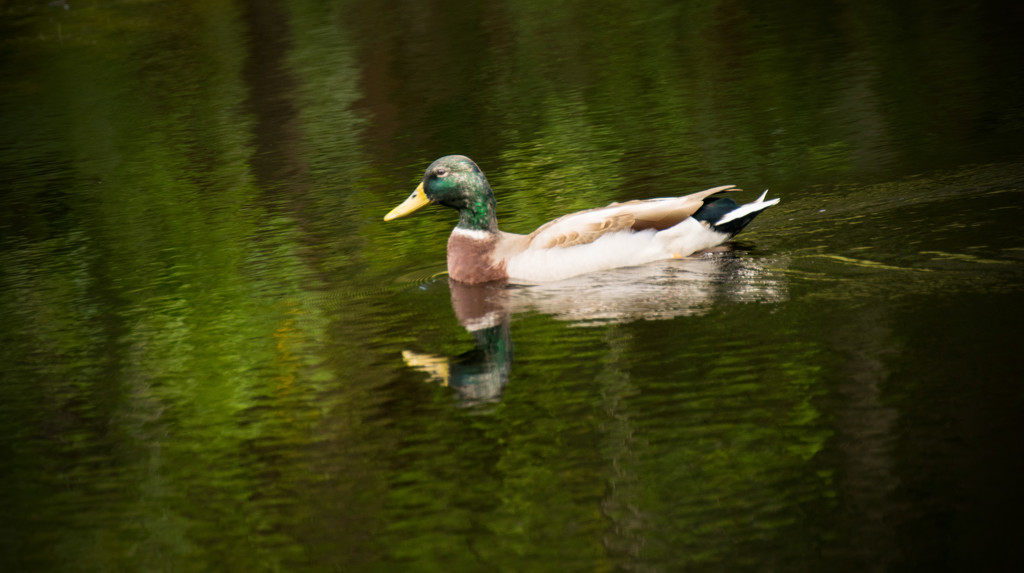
left=384, top=155, right=779, bottom=284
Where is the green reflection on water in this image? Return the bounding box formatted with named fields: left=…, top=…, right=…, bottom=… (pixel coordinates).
left=1, top=0, right=1023, bottom=571
left=1, top=0, right=342, bottom=569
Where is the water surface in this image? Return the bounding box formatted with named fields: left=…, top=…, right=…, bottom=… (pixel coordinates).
left=1, top=0, right=1023, bottom=571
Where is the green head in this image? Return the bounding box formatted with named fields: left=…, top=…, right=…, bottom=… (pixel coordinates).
left=384, top=155, right=498, bottom=232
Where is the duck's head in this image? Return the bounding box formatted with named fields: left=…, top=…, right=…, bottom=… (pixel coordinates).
left=384, top=155, right=498, bottom=232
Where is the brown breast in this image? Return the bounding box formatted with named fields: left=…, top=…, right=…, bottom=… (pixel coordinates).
left=447, top=231, right=508, bottom=284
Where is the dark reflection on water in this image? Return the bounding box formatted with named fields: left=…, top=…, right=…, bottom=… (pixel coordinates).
left=2, top=0, right=1024, bottom=571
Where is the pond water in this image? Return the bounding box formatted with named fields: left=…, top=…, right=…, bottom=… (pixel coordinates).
left=2, top=0, right=1023, bottom=571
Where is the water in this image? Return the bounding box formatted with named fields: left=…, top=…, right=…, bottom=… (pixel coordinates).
left=2, top=0, right=1023, bottom=571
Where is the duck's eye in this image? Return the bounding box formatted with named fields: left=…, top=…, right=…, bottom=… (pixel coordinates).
left=435, top=168, right=449, bottom=178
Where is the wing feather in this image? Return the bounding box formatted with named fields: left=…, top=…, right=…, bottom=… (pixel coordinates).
left=527, top=185, right=738, bottom=249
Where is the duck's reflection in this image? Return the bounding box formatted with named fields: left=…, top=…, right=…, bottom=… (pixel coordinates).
left=402, top=251, right=786, bottom=404
left=402, top=281, right=513, bottom=405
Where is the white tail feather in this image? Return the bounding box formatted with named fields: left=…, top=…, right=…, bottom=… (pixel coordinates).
left=715, top=190, right=779, bottom=226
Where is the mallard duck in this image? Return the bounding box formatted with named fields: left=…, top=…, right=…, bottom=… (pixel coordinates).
left=384, top=155, right=779, bottom=284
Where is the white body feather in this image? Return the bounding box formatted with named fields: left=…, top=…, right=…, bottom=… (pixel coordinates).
left=504, top=191, right=778, bottom=284
left=505, top=219, right=728, bottom=283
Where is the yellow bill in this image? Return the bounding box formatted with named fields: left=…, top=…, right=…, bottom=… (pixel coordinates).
left=384, top=183, right=430, bottom=221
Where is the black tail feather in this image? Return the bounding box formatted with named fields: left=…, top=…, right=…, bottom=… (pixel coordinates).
left=692, top=197, right=753, bottom=235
